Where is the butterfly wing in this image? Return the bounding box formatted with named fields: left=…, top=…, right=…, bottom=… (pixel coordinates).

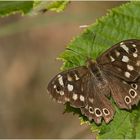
left=47, top=66, right=89, bottom=108
left=105, top=71, right=140, bottom=110
left=96, top=39, right=140, bottom=109
left=97, top=39, right=140, bottom=82
left=80, top=76, right=115, bottom=124
left=47, top=65, right=115, bottom=124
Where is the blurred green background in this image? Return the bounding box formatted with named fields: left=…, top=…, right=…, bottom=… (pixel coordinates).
left=0, top=1, right=125, bottom=138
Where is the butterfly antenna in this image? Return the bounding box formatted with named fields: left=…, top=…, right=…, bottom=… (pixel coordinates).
left=89, top=32, right=96, bottom=58
left=66, top=48, right=87, bottom=59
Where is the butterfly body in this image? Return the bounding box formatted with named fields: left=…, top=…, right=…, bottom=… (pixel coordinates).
left=47, top=39, right=140, bottom=124
left=86, top=59, right=107, bottom=88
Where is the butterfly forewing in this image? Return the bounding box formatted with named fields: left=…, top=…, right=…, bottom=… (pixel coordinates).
left=47, top=66, right=89, bottom=107
left=97, top=39, right=140, bottom=82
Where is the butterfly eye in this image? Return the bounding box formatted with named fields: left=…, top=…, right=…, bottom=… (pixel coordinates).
left=89, top=106, right=94, bottom=114
left=124, top=96, right=131, bottom=104
left=129, top=89, right=137, bottom=98
left=103, top=108, right=110, bottom=116
left=95, top=108, right=102, bottom=117
left=131, top=83, right=138, bottom=90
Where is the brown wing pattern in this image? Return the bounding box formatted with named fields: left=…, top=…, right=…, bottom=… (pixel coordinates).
left=47, top=66, right=116, bottom=124
left=48, top=39, right=140, bottom=124
left=47, top=66, right=89, bottom=108
left=97, top=39, right=140, bottom=82
left=105, top=71, right=140, bottom=110
left=80, top=76, right=115, bottom=124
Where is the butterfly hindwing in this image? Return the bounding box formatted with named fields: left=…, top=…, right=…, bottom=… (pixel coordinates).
left=80, top=79, right=115, bottom=124
left=105, top=69, right=140, bottom=110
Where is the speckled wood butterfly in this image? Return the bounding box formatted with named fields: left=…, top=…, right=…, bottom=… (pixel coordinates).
left=47, top=39, right=140, bottom=124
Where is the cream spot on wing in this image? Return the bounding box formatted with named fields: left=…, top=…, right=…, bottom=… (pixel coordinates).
left=122, top=80, right=127, bottom=84
left=89, top=98, right=94, bottom=103
left=117, top=67, right=122, bottom=72
left=132, top=44, right=136, bottom=47
left=110, top=56, right=115, bottom=62
left=58, top=76, right=64, bottom=86
left=53, top=85, right=56, bottom=88
left=122, top=56, right=129, bottom=62
left=67, top=74, right=72, bottom=81
left=136, top=60, right=140, bottom=66
left=80, top=95, right=85, bottom=101
left=72, top=93, right=78, bottom=100
left=133, top=53, right=138, bottom=58
left=60, top=91, right=64, bottom=96
left=115, top=50, right=120, bottom=57
left=127, top=64, right=134, bottom=71
left=67, top=84, right=73, bottom=91
left=120, top=44, right=129, bottom=53
left=81, top=87, right=84, bottom=92
left=57, top=100, right=62, bottom=103
left=85, top=105, right=88, bottom=109
left=125, top=71, right=131, bottom=78
left=57, top=74, right=61, bottom=78
left=65, top=97, right=70, bottom=101
left=74, top=74, right=80, bottom=80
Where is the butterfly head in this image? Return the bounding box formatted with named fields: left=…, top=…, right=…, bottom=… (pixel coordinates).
left=86, top=58, right=97, bottom=69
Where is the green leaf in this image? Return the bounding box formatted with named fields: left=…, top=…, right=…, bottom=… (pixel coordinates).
left=46, top=1, right=69, bottom=12
left=0, top=1, right=69, bottom=17
left=0, top=1, right=33, bottom=16
left=31, top=1, right=69, bottom=15
left=59, top=1, right=140, bottom=139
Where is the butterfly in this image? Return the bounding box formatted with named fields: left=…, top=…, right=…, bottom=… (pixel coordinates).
left=47, top=39, right=140, bottom=124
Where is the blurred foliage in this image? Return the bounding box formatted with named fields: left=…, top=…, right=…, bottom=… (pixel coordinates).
left=0, top=1, right=33, bottom=16
left=0, top=1, right=69, bottom=17
left=33, top=1, right=69, bottom=14
left=59, top=1, right=140, bottom=139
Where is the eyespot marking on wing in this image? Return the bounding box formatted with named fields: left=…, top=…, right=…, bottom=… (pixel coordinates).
left=95, top=108, right=102, bottom=117
left=129, top=89, right=137, bottom=98
left=124, top=96, right=131, bottom=104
